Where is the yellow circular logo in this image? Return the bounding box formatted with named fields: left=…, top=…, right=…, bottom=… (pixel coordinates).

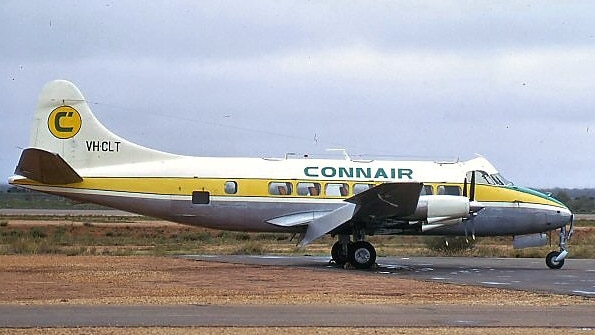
left=48, top=106, right=82, bottom=139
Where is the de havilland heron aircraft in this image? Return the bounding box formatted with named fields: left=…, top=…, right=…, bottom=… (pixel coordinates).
left=9, top=80, right=575, bottom=269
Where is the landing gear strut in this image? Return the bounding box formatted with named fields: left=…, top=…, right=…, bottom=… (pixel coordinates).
left=546, top=218, right=574, bottom=270
left=331, top=235, right=377, bottom=269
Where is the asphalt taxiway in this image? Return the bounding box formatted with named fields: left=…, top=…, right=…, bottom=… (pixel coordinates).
left=0, top=304, right=593, bottom=328
left=1, top=256, right=594, bottom=328
left=187, top=255, right=595, bottom=297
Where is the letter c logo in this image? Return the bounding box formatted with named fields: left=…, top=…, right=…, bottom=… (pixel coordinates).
left=48, top=106, right=82, bottom=139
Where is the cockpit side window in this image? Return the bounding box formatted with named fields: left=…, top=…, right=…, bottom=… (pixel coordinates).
left=468, top=171, right=494, bottom=185
left=467, top=171, right=513, bottom=186
left=491, top=173, right=513, bottom=186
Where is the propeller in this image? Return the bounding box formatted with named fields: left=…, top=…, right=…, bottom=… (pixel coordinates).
left=463, top=171, right=484, bottom=242
left=469, top=171, right=476, bottom=202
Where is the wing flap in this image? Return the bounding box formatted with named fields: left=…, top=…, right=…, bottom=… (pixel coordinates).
left=298, top=203, right=356, bottom=247
left=14, top=148, right=83, bottom=184
left=267, top=211, right=330, bottom=227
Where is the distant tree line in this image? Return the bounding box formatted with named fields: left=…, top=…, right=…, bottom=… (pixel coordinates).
left=0, top=186, right=107, bottom=210
left=539, top=188, right=595, bottom=214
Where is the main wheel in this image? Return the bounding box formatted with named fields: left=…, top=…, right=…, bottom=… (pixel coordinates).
left=331, top=241, right=349, bottom=266
left=546, top=251, right=565, bottom=269
left=348, top=241, right=376, bottom=269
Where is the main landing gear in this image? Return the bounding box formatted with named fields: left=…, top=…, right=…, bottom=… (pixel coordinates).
left=546, top=220, right=574, bottom=269
left=331, top=235, right=377, bottom=269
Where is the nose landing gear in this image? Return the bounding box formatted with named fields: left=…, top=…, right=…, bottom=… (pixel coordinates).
left=546, top=218, right=574, bottom=270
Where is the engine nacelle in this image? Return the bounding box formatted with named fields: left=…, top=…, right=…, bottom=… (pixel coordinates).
left=411, top=195, right=471, bottom=225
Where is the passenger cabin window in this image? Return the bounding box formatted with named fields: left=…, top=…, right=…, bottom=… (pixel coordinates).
left=326, top=183, right=350, bottom=197
left=420, top=185, right=433, bottom=195
left=353, top=183, right=374, bottom=195
left=192, top=191, right=210, bottom=204
left=269, top=182, right=293, bottom=195
left=437, top=185, right=461, bottom=196
left=297, top=182, right=321, bottom=196
left=224, top=181, right=238, bottom=194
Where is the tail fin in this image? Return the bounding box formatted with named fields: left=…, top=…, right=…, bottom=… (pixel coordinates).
left=29, top=80, right=177, bottom=170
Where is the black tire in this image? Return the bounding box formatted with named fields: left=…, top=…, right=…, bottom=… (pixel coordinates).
left=546, top=251, right=565, bottom=269
left=331, top=241, right=349, bottom=266
left=348, top=241, right=376, bottom=269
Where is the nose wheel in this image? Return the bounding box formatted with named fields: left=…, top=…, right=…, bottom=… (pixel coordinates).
left=546, top=220, right=573, bottom=270
left=546, top=251, right=565, bottom=269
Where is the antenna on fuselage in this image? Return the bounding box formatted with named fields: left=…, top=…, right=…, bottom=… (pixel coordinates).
left=327, top=148, right=351, bottom=161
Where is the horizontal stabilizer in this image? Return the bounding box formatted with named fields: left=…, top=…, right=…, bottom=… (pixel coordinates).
left=14, top=148, right=82, bottom=184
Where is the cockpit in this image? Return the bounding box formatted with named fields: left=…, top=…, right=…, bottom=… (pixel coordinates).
left=469, top=171, right=513, bottom=186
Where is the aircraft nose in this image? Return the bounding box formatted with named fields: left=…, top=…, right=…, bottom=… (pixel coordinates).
left=552, top=206, right=573, bottom=229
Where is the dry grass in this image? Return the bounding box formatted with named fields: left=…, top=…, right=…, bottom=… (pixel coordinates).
left=1, top=218, right=594, bottom=259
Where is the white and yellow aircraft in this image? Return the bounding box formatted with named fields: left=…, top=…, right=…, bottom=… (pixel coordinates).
left=9, top=80, right=574, bottom=269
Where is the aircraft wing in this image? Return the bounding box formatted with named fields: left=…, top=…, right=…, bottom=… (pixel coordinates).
left=347, top=182, right=422, bottom=221
left=298, top=182, right=422, bottom=247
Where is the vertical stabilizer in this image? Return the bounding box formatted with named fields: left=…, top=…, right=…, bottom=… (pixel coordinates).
left=29, top=80, right=177, bottom=169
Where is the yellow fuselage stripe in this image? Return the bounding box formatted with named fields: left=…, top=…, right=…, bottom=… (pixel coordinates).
left=12, top=177, right=565, bottom=208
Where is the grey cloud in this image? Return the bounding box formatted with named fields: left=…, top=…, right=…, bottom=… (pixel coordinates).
left=4, top=1, right=595, bottom=63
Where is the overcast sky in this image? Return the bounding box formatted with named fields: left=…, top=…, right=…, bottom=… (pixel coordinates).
left=1, top=1, right=594, bottom=188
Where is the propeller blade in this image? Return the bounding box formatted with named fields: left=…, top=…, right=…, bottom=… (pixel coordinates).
left=470, top=171, right=476, bottom=201
left=463, top=177, right=468, bottom=198
left=469, top=200, right=485, bottom=213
